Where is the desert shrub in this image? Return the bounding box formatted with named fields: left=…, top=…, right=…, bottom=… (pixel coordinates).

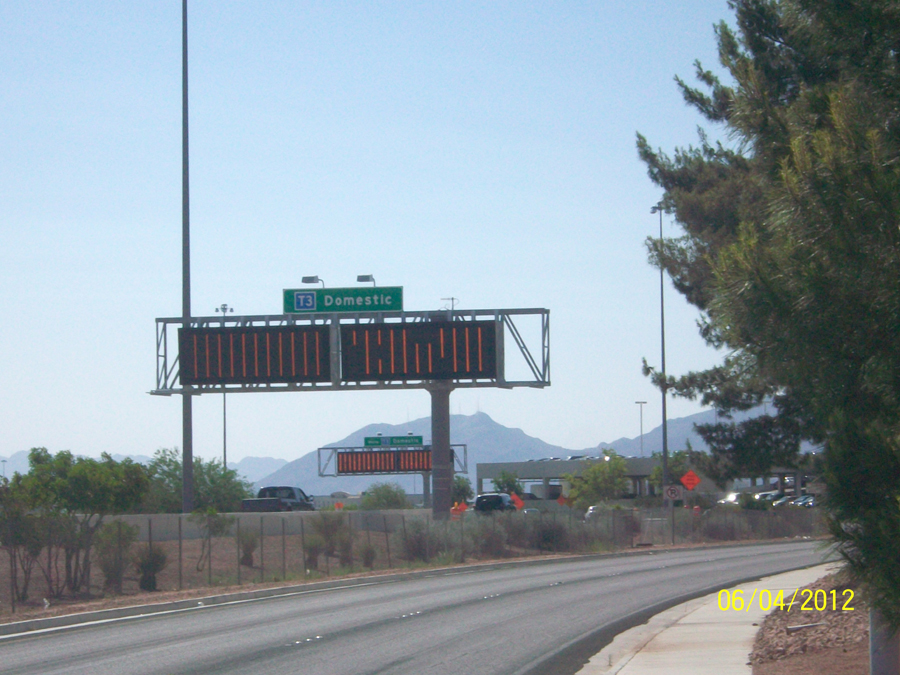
left=468, top=517, right=507, bottom=558
left=135, top=544, right=168, bottom=592
left=303, top=534, right=324, bottom=571
left=397, top=518, right=443, bottom=562
left=361, top=483, right=411, bottom=510
left=95, top=521, right=139, bottom=593
left=189, top=508, right=235, bottom=572
left=238, top=528, right=258, bottom=567
left=531, top=519, right=569, bottom=552
left=338, top=536, right=354, bottom=567
left=499, top=512, right=529, bottom=549
left=361, top=543, right=377, bottom=569
left=310, top=513, right=351, bottom=557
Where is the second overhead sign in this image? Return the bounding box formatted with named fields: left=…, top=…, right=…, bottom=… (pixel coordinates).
left=364, top=436, right=424, bottom=447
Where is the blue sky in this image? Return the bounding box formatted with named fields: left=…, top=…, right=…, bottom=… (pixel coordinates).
left=1, top=1, right=736, bottom=462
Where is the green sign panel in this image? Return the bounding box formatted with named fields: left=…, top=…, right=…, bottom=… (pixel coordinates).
left=283, top=287, right=403, bottom=314
left=364, top=435, right=424, bottom=447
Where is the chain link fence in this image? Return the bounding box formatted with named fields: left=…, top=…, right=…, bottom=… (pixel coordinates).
left=0, top=506, right=827, bottom=617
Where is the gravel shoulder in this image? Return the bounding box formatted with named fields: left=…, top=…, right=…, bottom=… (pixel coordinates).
left=751, top=569, right=869, bottom=675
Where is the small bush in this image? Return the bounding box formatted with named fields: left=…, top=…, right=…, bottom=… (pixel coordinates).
left=95, top=521, right=139, bottom=593
left=135, top=544, right=168, bottom=592
left=531, top=519, right=569, bottom=551
left=189, top=509, right=235, bottom=572
left=397, top=519, right=444, bottom=562
left=499, top=512, right=529, bottom=549
left=310, top=513, right=351, bottom=557
left=361, top=543, right=377, bottom=569
left=304, top=534, right=324, bottom=571
left=468, top=517, right=507, bottom=558
left=361, top=483, right=411, bottom=510
left=338, top=536, right=354, bottom=567
left=239, top=528, right=259, bottom=567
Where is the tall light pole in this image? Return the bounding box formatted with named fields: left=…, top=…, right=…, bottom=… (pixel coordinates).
left=1, top=459, right=6, bottom=479
left=181, top=0, right=194, bottom=514
left=635, top=401, right=647, bottom=457
left=216, top=303, right=233, bottom=468
left=652, top=201, right=672, bottom=543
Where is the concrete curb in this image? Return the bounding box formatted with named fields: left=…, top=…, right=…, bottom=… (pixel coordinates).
left=0, top=537, right=825, bottom=638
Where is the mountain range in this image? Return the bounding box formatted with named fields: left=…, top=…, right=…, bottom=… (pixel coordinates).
left=251, top=407, right=773, bottom=494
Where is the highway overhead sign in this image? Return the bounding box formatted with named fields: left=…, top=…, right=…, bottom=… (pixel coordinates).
left=283, top=287, right=403, bottom=314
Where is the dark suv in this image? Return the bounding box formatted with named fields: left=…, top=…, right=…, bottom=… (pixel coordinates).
left=474, top=493, right=516, bottom=513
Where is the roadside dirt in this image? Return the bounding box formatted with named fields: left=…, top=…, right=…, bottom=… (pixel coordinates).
left=751, top=570, right=869, bottom=675
left=0, top=552, right=577, bottom=625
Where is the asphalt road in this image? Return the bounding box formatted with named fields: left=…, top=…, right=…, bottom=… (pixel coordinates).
left=0, top=541, right=828, bottom=675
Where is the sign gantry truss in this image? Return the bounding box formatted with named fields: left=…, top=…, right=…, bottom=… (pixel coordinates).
left=152, top=308, right=549, bottom=395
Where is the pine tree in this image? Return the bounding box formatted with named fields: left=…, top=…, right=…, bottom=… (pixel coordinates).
left=638, top=0, right=900, bottom=627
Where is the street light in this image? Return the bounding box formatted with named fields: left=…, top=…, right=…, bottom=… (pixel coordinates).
left=357, top=274, right=376, bottom=286
left=651, top=200, right=672, bottom=544
left=635, top=401, right=647, bottom=457
left=216, top=303, right=233, bottom=468
left=1, top=459, right=6, bottom=479
left=302, top=275, right=325, bottom=288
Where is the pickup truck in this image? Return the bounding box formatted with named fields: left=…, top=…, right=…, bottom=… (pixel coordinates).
left=241, top=486, right=316, bottom=512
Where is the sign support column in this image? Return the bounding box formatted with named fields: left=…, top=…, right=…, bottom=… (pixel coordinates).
left=422, top=472, right=431, bottom=508
left=428, top=381, right=453, bottom=519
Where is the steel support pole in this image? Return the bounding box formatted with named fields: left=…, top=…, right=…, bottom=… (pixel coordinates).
left=223, top=392, right=227, bottom=468
left=429, top=382, right=453, bottom=519
left=181, top=0, right=194, bottom=514
left=421, top=472, right=431, bottom=508
left=870, top=608, right=900, bottom=675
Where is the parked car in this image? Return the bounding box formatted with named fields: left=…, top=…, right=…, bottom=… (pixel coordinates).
left=473, top=493, right=517, bottom=513
left=241, top=486, right=316, bottom=512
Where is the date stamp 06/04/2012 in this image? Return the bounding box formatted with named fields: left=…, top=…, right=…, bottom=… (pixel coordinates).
left=717, top=588, right=855, bottom=612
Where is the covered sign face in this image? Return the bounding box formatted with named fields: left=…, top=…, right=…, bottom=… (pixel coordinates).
left=680, top=470, right=701, bottom=491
